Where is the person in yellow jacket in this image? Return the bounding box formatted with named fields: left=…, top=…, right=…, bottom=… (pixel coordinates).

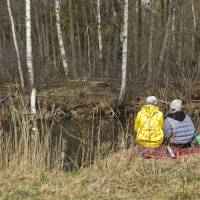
left=134, top=96, right=164, bottom=148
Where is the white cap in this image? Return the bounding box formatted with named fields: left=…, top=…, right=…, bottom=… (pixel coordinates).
left=146, top=96, right=157, bottom=105
left=170, top=99, right=182, bottom=111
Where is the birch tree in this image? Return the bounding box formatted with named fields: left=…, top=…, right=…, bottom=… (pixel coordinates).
left=7, top=0, right=24, bottom=88
left=141, top=0, right=151, bottom=6
left=26, top=0, right=34, bottom=87
left=97, top=0, right=103, bottom=68
left=55, top=0, right=69, bottom=76
left=118, top=0, right=129, bottom=106
left=26, top=0, right=36, bottom=114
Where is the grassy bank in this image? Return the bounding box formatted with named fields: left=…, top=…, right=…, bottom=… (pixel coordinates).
left=1, top=86, right=200, bottom=199
left=1, top=150, right=200, bottom=200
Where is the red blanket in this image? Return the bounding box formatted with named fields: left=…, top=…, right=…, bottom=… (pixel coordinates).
left=142, top=146, right=200, bottom=159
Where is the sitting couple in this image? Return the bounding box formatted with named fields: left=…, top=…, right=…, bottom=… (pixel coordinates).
left=134, top=96, right=196, bottom=148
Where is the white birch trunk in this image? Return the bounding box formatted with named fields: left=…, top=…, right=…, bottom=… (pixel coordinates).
left=55, top=0, right=69, bottom=76
left=26, top=0, right=34, bottom=87
left=31, top=88, right=36, bottom=114
left=97, top=0, right=103, bottom=61
left=7, top=0, right=24, bottom=88
left=118, top=0, right=129, bottom=106
left=26, top=0, right=36, bottom=115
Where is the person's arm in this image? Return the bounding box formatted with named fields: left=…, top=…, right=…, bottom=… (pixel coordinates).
left=134, top=112, right=141, bottom=134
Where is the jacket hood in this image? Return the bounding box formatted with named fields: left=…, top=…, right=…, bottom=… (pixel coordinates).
left=141, top=105, right=160, bottom=117
left=167, top=111, right=186, bottom=122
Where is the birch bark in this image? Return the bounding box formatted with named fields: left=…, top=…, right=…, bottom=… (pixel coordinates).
left=26, top=0, right=34, bottom=87
left=118, top=0, right=129, bottom=106
left=97, top=0, right=103, bottom=64
left=55, top=0, right=69, bottom=76
left=26, top=0, right=36, bottom=114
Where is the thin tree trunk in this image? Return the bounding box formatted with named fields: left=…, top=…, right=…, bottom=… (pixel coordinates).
left=111, top=0, right=118, bottom=78
left=97, top=0, right=103, bottom=74
left=74, top=0, right=82, bottom=71
left=26, top=0, right=34, bottom=87
left=156, top=0, right=177, bottom=82
left=31, top=88, right=36, bottom=114
left=157, top=15, right=171, bottom=81
left=172, top=6, right=175, bottom=48
left=178, top=0, right=182, bottom=67
left=3, top=31, right=6, bottom=49
left=0, top=40, right=2, bottom=81
left=118, top=0, right=129, bottom=106
left=40, top=0, right=49, bottom=71
left=166, top=0, right=170, bottom=20
left=7, top=0, right=24, bottom=88
left=50, top=4, right=57, bottom=70
left=0, top=40, right=2, bottom=62
left=44, top=0, right=50, bottom=65
left=26, top=0, right=36, bottom=115
left=83, top=0, right=92, bottom=78
left=137, top=0, right=142, bottom=73
left=104, top=1, right=112, bottom=76
left=160, top=0, right=165, bottom=30
left=191, top=0, right=197, bottom=57
left=42, top=22, right=47, bottom=68
left=112, top=31, right=119, bottom=79
left=105, top=34, right=111, bottom=76
left=146, top=9, right=154, bottom=83
left=55, top=0, right=69, bottom=76
left=69, top=0, right=77, bottom=78
left=34, top=5, right=44, bottom=61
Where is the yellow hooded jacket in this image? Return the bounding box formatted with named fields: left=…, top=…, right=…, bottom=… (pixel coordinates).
left=134, top=105, right=164, bottom=148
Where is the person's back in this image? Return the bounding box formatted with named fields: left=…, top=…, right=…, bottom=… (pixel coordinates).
left=134, top=96, right=164, bottom=148
left=164, top=99, right=195, bottom=146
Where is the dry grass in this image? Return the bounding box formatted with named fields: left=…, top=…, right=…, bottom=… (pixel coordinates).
left=1, top=149, right=200, bottom=200
left=1, top=87, right=200, bottom=199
